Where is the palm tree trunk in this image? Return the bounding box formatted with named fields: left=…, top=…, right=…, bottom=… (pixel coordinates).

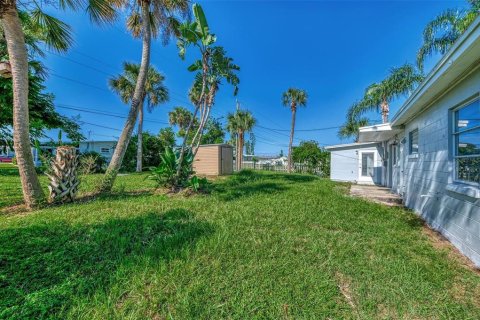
left=1, top=5, right=44, bottom=208
left=288, top=106, right=296, bottom=173
left=238, top=131, right=244, bottom=171
left=99, top=5, right=151, bottom=192
left=235, top=133, right=239, bottom=171
left=136, top=103, right=144, bottom=172
left=381, top=99, right=389, bottom=123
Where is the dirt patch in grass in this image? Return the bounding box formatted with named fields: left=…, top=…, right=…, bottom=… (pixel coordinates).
left=422, top=223, right=480, bottom=275
left=335, top=272, right=356, bottom=310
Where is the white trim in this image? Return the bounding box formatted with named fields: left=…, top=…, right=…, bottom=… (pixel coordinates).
left=325, top=142, right=378, bottom=150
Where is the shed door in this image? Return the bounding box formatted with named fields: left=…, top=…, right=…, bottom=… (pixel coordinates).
left=221, top=147, right=233, bottom=175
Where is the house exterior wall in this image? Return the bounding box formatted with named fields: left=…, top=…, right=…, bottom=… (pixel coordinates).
left=79, top=141, right=116, bottom=161
left=329, top=144, right=384, bottom=184
left=392, top=67, right=480, bottom=266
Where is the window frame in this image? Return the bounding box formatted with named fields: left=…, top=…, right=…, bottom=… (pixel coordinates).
left=452, top=97, right=480, bottom=186
left=409, top=129, right=419, bottom=155
left=100, top=147, right=111, bottom=154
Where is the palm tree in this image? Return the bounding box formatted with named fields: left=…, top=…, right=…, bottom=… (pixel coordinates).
left=0, top=3, right=115, bottom=208
left=282, top=88, right=308, bottom=173
left=417, top=0, right=480, bottom=70
left=338, top=108, right=370, bottom=142
left=168, top=106, right=194, bottom=138
left=99, top=0, right=189, bottom=191
left=109, top=62, right=169, bottom=172
left=227, top=110, right=256, bottom=171
left=350, top=64, right=423, bottom=124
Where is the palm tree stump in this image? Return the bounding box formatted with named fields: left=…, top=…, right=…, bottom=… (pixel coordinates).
left=47, top=146, right=80, bottom=203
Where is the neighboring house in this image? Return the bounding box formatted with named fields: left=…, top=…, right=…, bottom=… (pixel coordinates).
left=0, top=146, right=41, bottom=166
left=326, top=17, right=480, bottom=267
left=79, top=141, right=116, bottom=162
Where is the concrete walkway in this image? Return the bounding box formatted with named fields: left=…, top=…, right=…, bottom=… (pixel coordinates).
left=350, top=185, right=403, bottom=207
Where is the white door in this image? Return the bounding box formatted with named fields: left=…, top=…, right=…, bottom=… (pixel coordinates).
left=358, top=151, right=376, bottom=184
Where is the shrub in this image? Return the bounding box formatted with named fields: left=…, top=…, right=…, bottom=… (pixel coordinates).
left=147, top=147, right=194, bottom=189
left=79, top=151, right=106, bottom=174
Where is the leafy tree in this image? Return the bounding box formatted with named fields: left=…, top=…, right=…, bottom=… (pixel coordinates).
left=158, top=127, right=176, bottom=147
left=244, top=133, right=255, bottom=155
left=282, top=88, right=308, bottom=173
left=292, top=140, right=330, bottom=177
left=100, top=0, right=189, bottom=192
left=227, top=110, right=256, bottom=170
left=121, top=130, right=175, bottom=172
left=175, top=4, right=239, bottom=183
left=348, top=64, right=423, bottom=123
left=0, top=69, right=84, bottom=144
left=109, top=62, right=169, bottom=172
left=201, top=118, right=225, bottom=144
left=417, top=0, right=480, bottom=70
left=1, top=5, right=109, bottom=208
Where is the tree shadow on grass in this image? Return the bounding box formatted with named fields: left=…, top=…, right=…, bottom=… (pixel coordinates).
left=0, top=209, right=213, bottom=319
left=212, top=170, right=289, bottom=201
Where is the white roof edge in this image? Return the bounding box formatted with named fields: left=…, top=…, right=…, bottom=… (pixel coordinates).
left=325, top=141, right=379, bottom=150
left=391, top=16, right=480, bottom=125
left=358, top=123, right=392, bottom=132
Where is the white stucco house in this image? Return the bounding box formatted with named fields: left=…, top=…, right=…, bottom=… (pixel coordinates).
left=326, top=17, right=480, bottom=267
left=79, top=140, right=116, bottom=162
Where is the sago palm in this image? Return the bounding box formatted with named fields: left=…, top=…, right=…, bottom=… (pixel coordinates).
left=417, top=0, right=480, bottom=70
left=350, top=63, right=423, bottom=124
left=226, top=110, right=256, bottom=171
left=0, top=1, right=116, bottom=208
left=100, top=0, right=189, bottom=191
left=282, top=88, right=308, bottom=173
left=109, top=62, right=169, bottom=172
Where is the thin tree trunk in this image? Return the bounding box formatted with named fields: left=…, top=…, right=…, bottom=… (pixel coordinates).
left=238, top=131, right=244, bottom=171
left=99, top=5, right=151, bottom=192
left=1, top=5, right=44, bottom=208
left=176, top=53, right=208, bottom=180
left=381, top=99, right=389, bottom=123
left=136, top=103, right=144, bottom=172
left=193, top=104, right=212, bottom=157
left=288, top=106, right=296, bottom=173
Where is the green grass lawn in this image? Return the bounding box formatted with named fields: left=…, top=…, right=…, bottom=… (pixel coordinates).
left=1, top=169, right=479, bottom=319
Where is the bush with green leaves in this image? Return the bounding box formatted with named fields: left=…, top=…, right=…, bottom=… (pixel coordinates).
left=79, top=151, right=107, bottom=174
left=148, top=147, right=194, bottom=189
left=189, top=175, right=210, bottom=192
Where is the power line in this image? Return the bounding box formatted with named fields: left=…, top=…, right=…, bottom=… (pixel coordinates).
left=57, top=104, right=169, bottom=125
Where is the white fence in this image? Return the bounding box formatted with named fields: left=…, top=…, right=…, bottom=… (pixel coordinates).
left=235, top=161, right=326, bottom=177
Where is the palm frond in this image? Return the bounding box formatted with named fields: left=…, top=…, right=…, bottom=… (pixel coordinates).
left=30, top=9, right=73, bottom=52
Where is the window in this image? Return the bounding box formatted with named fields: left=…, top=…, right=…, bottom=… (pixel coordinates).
left=392, top=144, right=398, bottom=165
left=100, top=147, right=110, bottom=154
left=409, top=129, right=419, bottom=154
left=453, top=99, right=480, bottom=184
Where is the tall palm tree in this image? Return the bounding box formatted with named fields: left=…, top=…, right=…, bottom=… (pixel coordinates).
left=99, top=0, right=189, bottom=191
left=0, top=3, right=115, bottom=208
left=417, top=0, right=480, bottom=70
left=282, top=88, right=308, bottom=173
left=227, top=110, right=256, bottom=171
left=350, top=64, right=423, bottom=124
left=109, top=62, right=169, bottom=172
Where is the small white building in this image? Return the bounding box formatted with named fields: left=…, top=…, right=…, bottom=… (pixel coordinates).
left=326, top=17, right=480, bottom=267
left=79, top=140, right=116, bottom=162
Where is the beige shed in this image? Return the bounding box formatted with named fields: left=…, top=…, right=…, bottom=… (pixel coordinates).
left=193, top=144, right=234, bottom=176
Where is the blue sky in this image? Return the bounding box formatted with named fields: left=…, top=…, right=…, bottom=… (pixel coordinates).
left=42, top=0, right=463, bottom=155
